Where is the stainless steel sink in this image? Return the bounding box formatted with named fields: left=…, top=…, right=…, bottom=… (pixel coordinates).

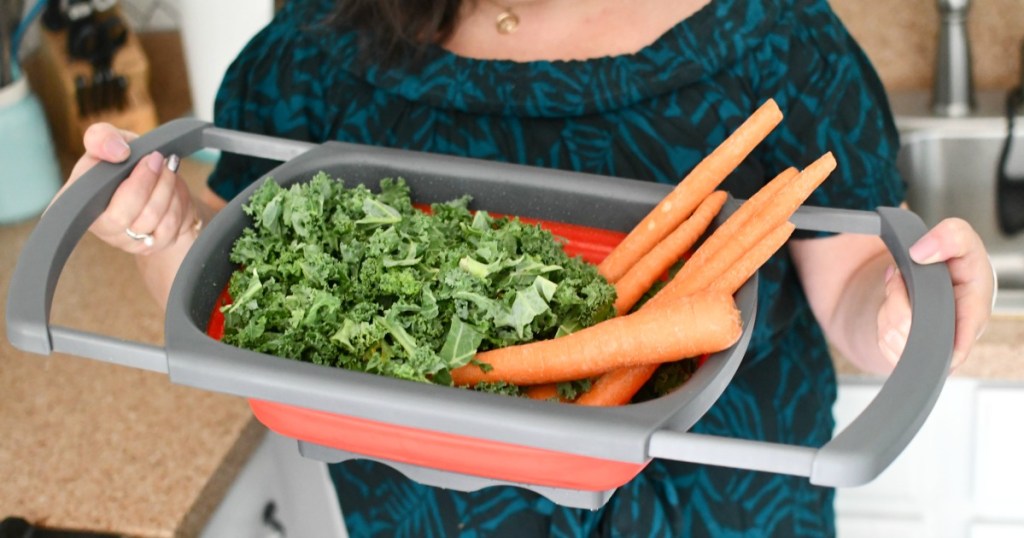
left=891, top=91, right=1024, bottom=314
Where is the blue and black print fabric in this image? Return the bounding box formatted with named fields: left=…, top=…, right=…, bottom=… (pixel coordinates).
left=207, top=0, right=906, bottom=535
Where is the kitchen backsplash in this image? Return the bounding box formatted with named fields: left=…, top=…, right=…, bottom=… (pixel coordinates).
left=831, top=0, right=1023, bottom=91
left=115, top=0, right=1022, bottom=92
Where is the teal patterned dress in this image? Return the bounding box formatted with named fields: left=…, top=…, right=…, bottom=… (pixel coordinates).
left=207, top=0, right=906, bottom=535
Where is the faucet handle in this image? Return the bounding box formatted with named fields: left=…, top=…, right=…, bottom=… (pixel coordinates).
left=932, top=0, right=975, bottom=116
left=937, top=0, right=971, bottom=14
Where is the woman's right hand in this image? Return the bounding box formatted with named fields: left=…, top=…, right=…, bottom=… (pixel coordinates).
left=57, top=122, right=201, bottom=255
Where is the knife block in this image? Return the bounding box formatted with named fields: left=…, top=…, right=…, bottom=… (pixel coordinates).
left=25, top=23, right=159, bottom=173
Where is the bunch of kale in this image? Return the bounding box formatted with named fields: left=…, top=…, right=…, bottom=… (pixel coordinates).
left=221, top=173, right=617, bottom=393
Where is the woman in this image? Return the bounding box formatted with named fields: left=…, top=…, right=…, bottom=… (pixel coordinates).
left=62, top=0, right=993, bottom=535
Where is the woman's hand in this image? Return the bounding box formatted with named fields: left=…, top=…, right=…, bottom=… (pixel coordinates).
left=54, top=123, right=207, bottom=306
left=878, top=217, right=995, bottom=370
left=56, top=123, right=201, bottom=255
left=792, top=215, right=994, bottom=375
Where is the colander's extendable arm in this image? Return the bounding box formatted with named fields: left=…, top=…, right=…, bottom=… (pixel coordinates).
left=5, top=119, right=209, bottom=372
left=4, top=119, right=315, bottom=373
left=647, top=205, right=955, bottom=488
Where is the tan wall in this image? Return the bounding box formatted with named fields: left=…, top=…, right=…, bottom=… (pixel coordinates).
left=830, top=0, right=1024, bottom=91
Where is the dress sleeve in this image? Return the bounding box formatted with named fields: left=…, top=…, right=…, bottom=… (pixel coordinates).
left=205, top=3, right=332, bottom=201
left=756, top=0, right=906, bottom=237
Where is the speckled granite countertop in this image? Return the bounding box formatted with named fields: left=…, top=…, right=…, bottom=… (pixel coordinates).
left=0, top=159, right=264, bottom=537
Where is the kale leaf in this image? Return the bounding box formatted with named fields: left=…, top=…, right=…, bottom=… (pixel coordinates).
left=221, top=173, right=617, bottom=394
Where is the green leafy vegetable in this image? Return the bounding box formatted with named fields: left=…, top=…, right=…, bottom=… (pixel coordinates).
left=220, top=173, right=617, bottom=395
left=631, top=359, right=699, bottom=402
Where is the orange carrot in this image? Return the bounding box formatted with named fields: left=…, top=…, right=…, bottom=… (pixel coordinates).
left=574, top=364, right=658, bottom=406
left=597, top=99, right=784, bottom=283
left=451, top=291, right=742, bottom=386
left=653, top=152, right=835, bottom=304
left=577, top=156, right=833, bottom=407
left=612, top=191, right=728, bottom=315
left=525, top=383, right=564, bottom=401
left=708, top=222, right=796, bottom=296
left=679, top=166, right=797, bottom=272
left=577, top=224, right=796, bottom=407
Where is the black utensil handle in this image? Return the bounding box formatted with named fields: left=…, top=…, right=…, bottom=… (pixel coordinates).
left=0, top=516, right=124, bottom=538
left=74, top=74, right=89, bottom=116
left=42, top=0, right=70, bottom=31
left=997, top=86, right=1024, bottom=235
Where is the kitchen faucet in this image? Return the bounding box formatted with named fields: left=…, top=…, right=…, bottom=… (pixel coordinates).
left=932, top=0, right=975, bottom=116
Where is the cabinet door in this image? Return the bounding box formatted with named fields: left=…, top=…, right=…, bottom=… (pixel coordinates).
left=972, top=387, right=1024, bottom=520
left=970, top=522, right=1024, bottom=538
left=834, top=378, right=974, bottom=537
left=201, top=431, right=348, bottom=538
left=835, top=378, right=1024, bottom=538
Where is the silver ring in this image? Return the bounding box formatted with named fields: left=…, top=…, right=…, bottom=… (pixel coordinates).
left=125, top=227, right=155, bottom=247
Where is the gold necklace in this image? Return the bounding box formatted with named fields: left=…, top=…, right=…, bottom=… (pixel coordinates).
left=484, top=1, right=521, bottom=34
left=496, top=9, right=520, bottom=34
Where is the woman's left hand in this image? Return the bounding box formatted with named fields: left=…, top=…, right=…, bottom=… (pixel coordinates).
left=878, top=217, right=995, bottom=370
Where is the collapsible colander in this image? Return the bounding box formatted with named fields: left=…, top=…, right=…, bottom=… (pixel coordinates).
left=7, top=119, right=955, bottom=509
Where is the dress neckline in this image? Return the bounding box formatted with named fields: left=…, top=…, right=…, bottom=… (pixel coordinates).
left=296, top=0, right=784, bottom=117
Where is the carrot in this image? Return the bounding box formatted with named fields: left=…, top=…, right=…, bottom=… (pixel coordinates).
left=652, top=152, right=835, bottom=304
left=451, top=291, right=742, bottom=386
left=612, top=191, right=728, bottom=315
left=577, top=224, right=796, bottom=406
left=597, top=99, right=784, bottom=283
left=707, top=221, right=796, bottom=296
left=576, top=156, right=833, bottom=407
left=574, top=364, right=658, bottom=406
left=677, top=166, right=797, bottom=273
left=525, top=383, right=564, bottom=401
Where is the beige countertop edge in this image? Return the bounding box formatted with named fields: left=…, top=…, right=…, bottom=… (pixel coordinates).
left=832, top=314, right=1024, bottom=381
left=175, top=418, right=265, bottom=538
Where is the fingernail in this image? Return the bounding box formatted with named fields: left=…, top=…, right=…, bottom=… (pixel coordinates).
left=884, top=264, right=896, bottom=284
left=950, top=350, right=966, bottom=372
left=166, top=154, right=181, bottom=173
left=909, top=236, right=941, bottom=264
left=105, top=137, right=130, bottom=160
left=146, top=152, right=164, bottom=174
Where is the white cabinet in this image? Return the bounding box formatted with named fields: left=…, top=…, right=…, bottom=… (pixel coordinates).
left=200, top=379, right=1023, bottom=538
left=835, top=378, right=1024, bottom=538
left=201, top=430, right=348, bottom=538
left=972, top=388, right=1024, bottom=520
left=970, top=523, right=1024, bottom=538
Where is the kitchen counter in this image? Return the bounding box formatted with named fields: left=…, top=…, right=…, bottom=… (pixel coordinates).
left=834, top=314, right=1024, bottom=380
left=1, top=158, right=1022, bottom=537
left=959, top=315, right=1024, bottom=379
left=0, top=159, right=264, bottom=537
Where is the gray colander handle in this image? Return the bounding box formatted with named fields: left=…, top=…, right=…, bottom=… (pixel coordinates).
left=648, top=205, right=955, bottom=487
left=4, top=119, right=314, bottom=372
